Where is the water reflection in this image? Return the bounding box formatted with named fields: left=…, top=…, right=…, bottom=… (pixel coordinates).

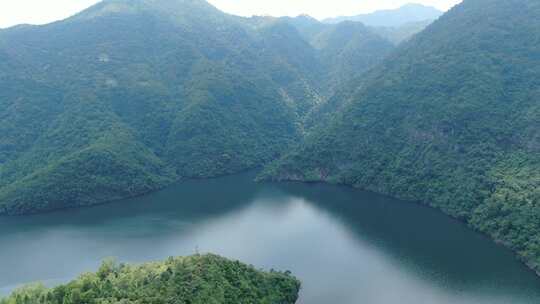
left=1, top=172, right=539, bottom=304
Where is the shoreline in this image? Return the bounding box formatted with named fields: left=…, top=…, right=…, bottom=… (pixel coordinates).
left=263, top=174, right=540, bottom=279
left=2, top=170, right=539, bottom=280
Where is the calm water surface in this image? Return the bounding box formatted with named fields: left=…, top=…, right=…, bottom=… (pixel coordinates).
left=1, top=173, right=540, bottom=303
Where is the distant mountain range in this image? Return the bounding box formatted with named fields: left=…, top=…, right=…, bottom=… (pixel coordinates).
left=322, top=3, right=444, bottom=44
left=323, top=3, right=443, bottom=27
left=370, top=19, right=435, bottom=44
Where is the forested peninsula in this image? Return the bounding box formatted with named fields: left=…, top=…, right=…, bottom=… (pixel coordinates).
left=0, top=254, right=301, bottom=304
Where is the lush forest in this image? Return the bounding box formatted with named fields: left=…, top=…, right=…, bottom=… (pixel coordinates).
left=0, top=254, right=301, bottom=304
left=0, top=0, right=394, bottom=214
left=263, top=0, right=540, bottom=273
left=371, top=19, right=435, bottom=45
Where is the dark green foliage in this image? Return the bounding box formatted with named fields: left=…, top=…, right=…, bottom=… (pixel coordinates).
left=311, top=21, right=395, bottom=93
left=0, top=0, right=392, bottom=214
left=263, top=0, right=540, bottom=272
left=0, top=254, right=301, bottom=304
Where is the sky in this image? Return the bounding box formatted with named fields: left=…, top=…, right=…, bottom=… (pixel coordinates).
left=0, top=0, right=463, bottom=29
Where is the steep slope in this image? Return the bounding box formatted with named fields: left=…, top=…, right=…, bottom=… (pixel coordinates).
left=0, top=0, right=394, bottom=214
left=264, top=0, right=540, bottom=271
left=279, top=15, right=327, bottom=42
left=0, top=0, right=302, bottom=214
left=311, top=21, right=395, bottom=93
left=246, top=15, right=395, bottom=97
left=255, top=20, right=324, bottom=117
left=0, top=254, right=301, bottom=304
left=324, top=3, right=443, bottom=27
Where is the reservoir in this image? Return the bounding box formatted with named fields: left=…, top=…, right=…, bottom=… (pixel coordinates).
left=1, top=172, right=540, bottom=303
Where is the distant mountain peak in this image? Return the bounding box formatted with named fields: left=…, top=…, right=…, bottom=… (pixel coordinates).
left=393, top=3, right=442, bottom=14
left=323, top=3, right=443, bottom=27
left=401, top=3, right=435, bottom=8
left=102, top=0, right=211, bottom=7
left=295, top=14, right=318, bottom=21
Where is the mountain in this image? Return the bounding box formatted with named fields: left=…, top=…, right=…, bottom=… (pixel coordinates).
left=0, top=0, right=300, bottom=214
left=244, top=15, right=395, bottom=94
left=370, top=19, right=434, bottom=45
left=310, top=21, right=395, bottom=93
left=0, top=254, right=301, bottom=304
left=263, top=0, right=540, bottom=272
left=323, top=3, right=443, bottom=27
left=0, top=0, right=393, bottom=214
left=272, top=17, right=395, bottom=96
left=323, top=4, right=444, bottom=44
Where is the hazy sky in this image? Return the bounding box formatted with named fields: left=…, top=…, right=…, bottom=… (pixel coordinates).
left=0, top=0, right=462, bottom=29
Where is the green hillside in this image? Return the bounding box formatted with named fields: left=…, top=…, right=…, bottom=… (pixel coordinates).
left=263, top=0, right=540, bottom=271
left=247, top=15, right=395, bottom=97
left=0, top=0, right=393, bottom=214
left=370, top=19, right=434, bottom=45
left=311, top=21, right=395, bottom=94
left=0, top=254, right=301, bottom=304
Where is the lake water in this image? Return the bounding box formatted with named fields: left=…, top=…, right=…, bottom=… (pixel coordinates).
left=1, top=172, right=540, bottom=303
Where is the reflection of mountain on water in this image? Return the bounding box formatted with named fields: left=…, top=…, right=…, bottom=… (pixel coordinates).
left=1, top=173, right=540, bottom=303
left=0, top=173, right=261, bottom=295
left=0, top=172, right=260, bottom=232
left=270, top=180, right=540, bottom=295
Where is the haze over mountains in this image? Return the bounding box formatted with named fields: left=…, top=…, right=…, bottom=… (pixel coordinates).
left=323, top=3, right=444, bottom=45
left=1, top=0, right=540, bottom=282
left=323, top=3, right=443, bottom=27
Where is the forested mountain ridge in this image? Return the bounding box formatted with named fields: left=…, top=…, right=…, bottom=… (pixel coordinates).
left=323, top=3, right=442, bottom=27
left=0, top=254, right=301, bottom=304
left=323, top=3, right=444, bottom=45
left=245, top=15, right=395, bottom=96
left=371, top=19, right=435, bottom=45
left=311, top=21, right=395, bottom=94
left=0, top=0, right=393, bottom=214
left=262, top=0, right=540, bottom=272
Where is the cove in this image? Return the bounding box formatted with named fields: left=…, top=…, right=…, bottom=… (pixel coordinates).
left=1, top=172, right=540, bottom=303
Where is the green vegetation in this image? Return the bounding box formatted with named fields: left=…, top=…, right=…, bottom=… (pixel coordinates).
left=0, top=0, right=393, bottom=214
left=323, top=3, right=442, bottom=27
left=0, top=254, right=301, bottom=304
left=311, top=21, right=395, bottom=93
left=371, top=20, right=434, bottom=45
left=5, top=0, right=540, bottom=283
left=263, top=0, right=540, bottom=272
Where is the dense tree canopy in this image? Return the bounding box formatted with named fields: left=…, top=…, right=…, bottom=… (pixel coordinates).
left=0, top=0, right=393, bottom=214
left=0, top=254, right=301, bottom=304
left=263, top=0, right=540, bottom=272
